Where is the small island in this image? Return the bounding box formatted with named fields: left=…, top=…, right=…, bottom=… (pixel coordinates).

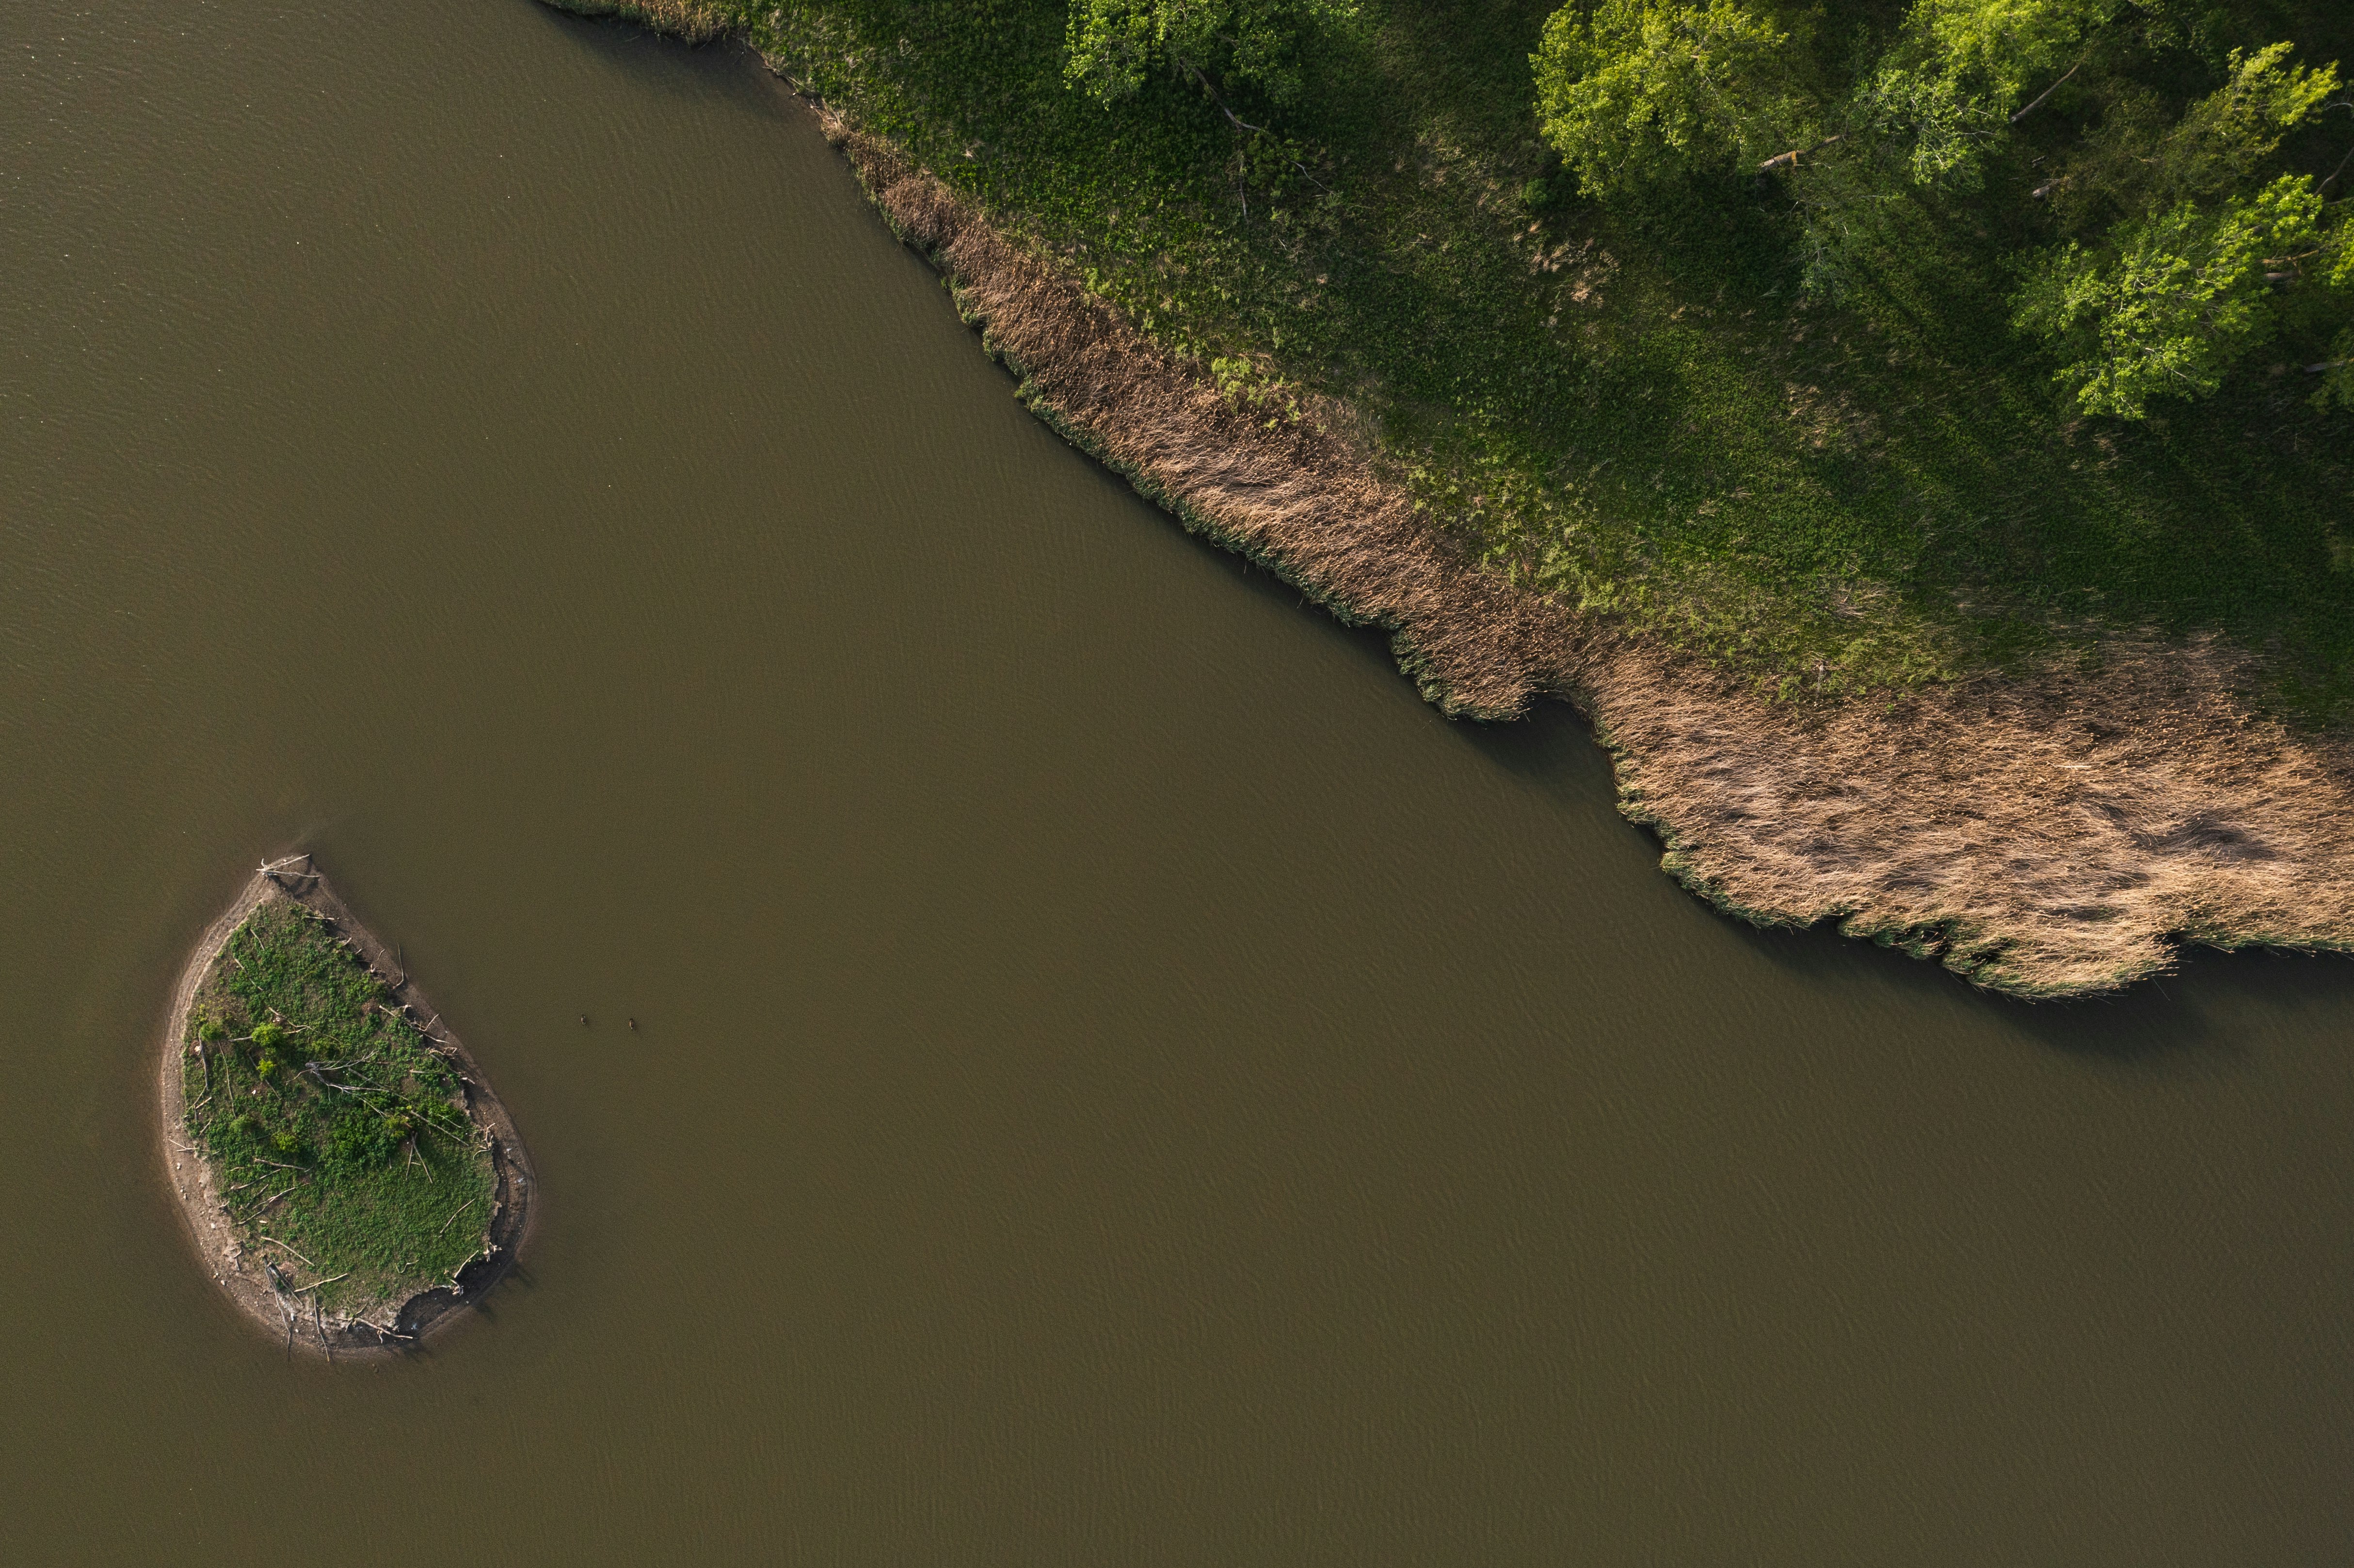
left=159, top=856, right=534, bottom=1357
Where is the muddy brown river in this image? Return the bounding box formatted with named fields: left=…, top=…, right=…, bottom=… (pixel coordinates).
left=3, top=1, right=2351, bottom=1560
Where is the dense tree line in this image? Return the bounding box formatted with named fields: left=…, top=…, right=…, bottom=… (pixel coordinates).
left=1056, top=1, right=2353, bottom=423
left=1529, top=0, right=2354, bottom=418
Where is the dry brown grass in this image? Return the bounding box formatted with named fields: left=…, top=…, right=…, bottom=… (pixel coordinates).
left=1598, top=640, right=2354, bottom=994
left=540, top=0, right=731, bottom=45
left=819, top=122, right=2354, bottom=997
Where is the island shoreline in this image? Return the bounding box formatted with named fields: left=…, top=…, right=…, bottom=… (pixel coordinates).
left=157, top=857, right=537, bottom=1360
left=538, top=1, right=2354, bottom=999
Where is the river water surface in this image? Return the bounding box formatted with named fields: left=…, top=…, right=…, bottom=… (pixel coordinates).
left=5, top=2, right=2352, bottom=1561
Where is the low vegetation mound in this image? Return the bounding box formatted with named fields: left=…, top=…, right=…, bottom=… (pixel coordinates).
left=179, top=896, right=497, bottom=1327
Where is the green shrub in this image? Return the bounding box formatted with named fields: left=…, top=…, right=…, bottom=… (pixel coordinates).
left=251, top=1021, right=286, bottom=1051
left=196, top=1018, right=226, bottom=1043
left=271, top=1130, right=303, bottom=1157
left=325, top=1105, right=397, bottom=1172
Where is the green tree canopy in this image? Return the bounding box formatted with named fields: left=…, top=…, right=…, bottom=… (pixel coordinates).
left=1531, top=0, right=1794, bottom=198
left=1533, top=0, right=2114, bottom=202
left=2013, top=45, right=2345, bottom=416
left=1066, top=0, right=1357, bottom=107
left=1532, top=0, right=2352, bottom=415
left=2014, top=173, right=2326, bottom=416
left=2050, top=40, right=2340, bottom=223
left=1898, top=0, right=2115, bottom=103
left=1840, top=0, right=2115, bottom=194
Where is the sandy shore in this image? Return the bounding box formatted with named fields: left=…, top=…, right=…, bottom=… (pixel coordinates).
left=158, top=857, right=536, bottom=1359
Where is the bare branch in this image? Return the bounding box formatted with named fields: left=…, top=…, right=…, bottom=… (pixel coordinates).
left=1178, top=57, right=1330, bottom=198
left=2010, top=63, right=2080, bottom=125
left=1759, top=133, right=1843, bottom=174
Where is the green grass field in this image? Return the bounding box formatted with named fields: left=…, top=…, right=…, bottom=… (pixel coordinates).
left=676, top=0, right=2354, bottom=713
left=181, top=899, right=495, bottom=1318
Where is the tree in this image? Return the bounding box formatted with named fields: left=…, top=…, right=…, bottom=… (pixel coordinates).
left=2155, top=42, right=2340, bottom=202
left=1531, top=0, right=2113, bottom=202
left=2013, top=174, right=2324, bottom=416
left=1897, top=0, right=2115, bottom=105
left=1527, top=0, right=2354, bottom=407
left=1832, top=0, right=2119, bottom=194
left=2012, top=45, right=2345, bottom=417
left=1065, top=0, right=1356, bottom=108
left=1529, top=0, right=2115, bottom=291
left=1531, top=0, right=1793, bottom=198
left=1780, top=0, right=2115, bottom=288
left=2049, top=41, right=2339, bottom=224
left=2303, top=211, right=2354, bottom=411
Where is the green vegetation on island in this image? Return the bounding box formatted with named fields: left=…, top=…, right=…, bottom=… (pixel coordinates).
left=615, top=0, right=2354, bottom=712
left=180, top=897, right=496, bottom=1321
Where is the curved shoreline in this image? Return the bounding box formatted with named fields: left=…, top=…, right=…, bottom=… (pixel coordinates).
left=158, top=857, right=536, bottom=1359
left=544, top=3, right=2354, bottom=998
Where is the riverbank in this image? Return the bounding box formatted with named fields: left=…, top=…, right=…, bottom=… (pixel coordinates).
left=159, top=857, right=535, bottom=1357
left=537, top=2, right=2354, bottom=996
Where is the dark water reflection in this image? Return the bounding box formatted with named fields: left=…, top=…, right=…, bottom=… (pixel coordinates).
left=2, top=1, right=2349, bottom=1563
